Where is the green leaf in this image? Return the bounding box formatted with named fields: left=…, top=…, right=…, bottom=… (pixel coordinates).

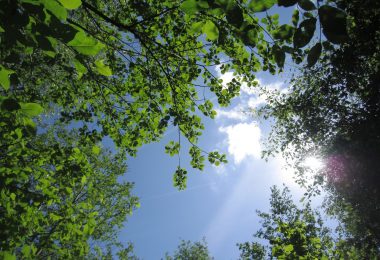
left=50, top=213, right=62, bottom=221
left=292, top=9, right=299, bottom=26
left=58, top=0, right=82, bottom=9
left=173, top=167, right=187, bottom=190
left=68, top=31, right=104, bottom=56
left=0, top=25, right=4, bottom=32
left=272, top=45, right=285, bottom=68
left=180, top=0, right=198, bottom=15
left=95, top=60, right=113, bottom=76
left=81, top=175, right=87, bottom=186
left=0, top=66, right=14, bottom=90
left=293, top=17, right=316, bottom=48
left=92, top=145, right=101, bottom=155
left=202, top=20, right=219, bottom=41
left=2, top=251, right=16, bottom=260
left=190, top=21, right=204, bottom=34
left=298, top=0, right=316, bottom=11
left=307, top=42, right=322, bottom=67
left=41, top=0, right=68, bottom=20
left=284, top=244, right=294, bottom=253
left=278, top=0, right=298, bottom=7
left=20, top=103, right=44, bottom=117
left=74, top=59, right=87, bottom=79
left=272, top=24, right=295, bottom=40
left=248, top=0, right=276, bottom=12
left=318, top=5, right=348, bottom=44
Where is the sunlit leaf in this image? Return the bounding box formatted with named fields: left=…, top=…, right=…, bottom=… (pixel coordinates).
left=180, top=0, right=198, bottom=15
left=41, top=0, right=67, bottom=20
left=95, top=60, right=113, bottom=76
left=58, top=0, right=82, bottom=10
left=20, top=103, right=44, bottom=117
left=202, top=20, right=219, bottom=41
left=248, top=0, right=276, bottom=12
left=0, top=66, right=14, bottom=90
left=68, top=31, right=104, bottom=55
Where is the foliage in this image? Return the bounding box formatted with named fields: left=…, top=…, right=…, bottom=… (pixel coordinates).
left=0, top=0, right=352, bottom=188
left=238, top=186, right=333, bottom=259
left=164, top=239, right=213, bottom=260
left=0, top=102, right=138, bottom=258
left=238, top=186, right=377, bottom=259
left=0, top=0, right=362, bottom=257
left=256, top=0, right=380, bottom=248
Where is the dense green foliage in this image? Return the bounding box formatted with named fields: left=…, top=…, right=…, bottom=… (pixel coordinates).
left=0, top=116, right=138, bottom=258
left=0, top=0, right=370, bottom=258
left=165, top=239, right=213, bottom=260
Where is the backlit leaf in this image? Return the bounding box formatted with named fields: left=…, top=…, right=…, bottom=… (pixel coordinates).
left=58, top=0, right=82, bottom=10
left=248, top=0, right=276, bottom=12
left=21, top=103, right=44, bottom=117
left=202, top=20, right=219, bottom=41
left=68, top=31, right=104, bottom=56
left=95, top=60, right=113, bottom=76
left=0, top=66, right=14, bottom=90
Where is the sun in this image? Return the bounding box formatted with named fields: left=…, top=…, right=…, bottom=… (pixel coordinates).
left=303, top=156, right=324, bottom=171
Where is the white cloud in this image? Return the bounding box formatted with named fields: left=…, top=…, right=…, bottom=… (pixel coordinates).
left=219, top=122, right=262, bottom=164
left=214, top=106, right=248, bottom=121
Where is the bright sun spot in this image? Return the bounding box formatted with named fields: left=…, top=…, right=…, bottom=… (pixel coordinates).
left=303, top=156, right=324, bottom=171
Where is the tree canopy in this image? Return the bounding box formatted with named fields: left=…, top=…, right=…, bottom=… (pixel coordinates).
left=257, top=0, right=380, bottom=250
left=1, top=0, right=375, bottom=258
left=238, top=186, right=379, bottom=259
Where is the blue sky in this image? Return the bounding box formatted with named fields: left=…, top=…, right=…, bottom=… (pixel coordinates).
left=118, top=69, right=316, bottom=259
left=116, top=6, right=328, bottom=259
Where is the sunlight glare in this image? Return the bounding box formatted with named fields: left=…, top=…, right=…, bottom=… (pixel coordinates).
left=303, top=156, right=324, bottom=171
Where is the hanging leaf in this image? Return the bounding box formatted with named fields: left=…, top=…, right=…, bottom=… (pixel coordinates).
left=58, top=0, right=82, bottom=10
left=298, top=0, right=316, bottom=11
left=248, top=0, right=276, bottom=13
left=272, top=45, right=286, bottom=68
left=307, top=42, right=322, bottom=67
left=202, top=20, right=219, bottom=41
left=226, top=5, right=244, bottom=28
left=173, top=167, right=187, bottom=190
left=0, top=66, right=14, bottom=90
left=20, top=103, right=44, bottom=117
left=95, top=60, right=113, bottom=76
left=278, top=0, right=298, bottom=7
left=68, top=31, right=104, bottom=55
left=293, top=17, right=316, bottom=48
left=291, top=9, right=299, bottom=26
left=318, top=5, right=348, bottom=44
